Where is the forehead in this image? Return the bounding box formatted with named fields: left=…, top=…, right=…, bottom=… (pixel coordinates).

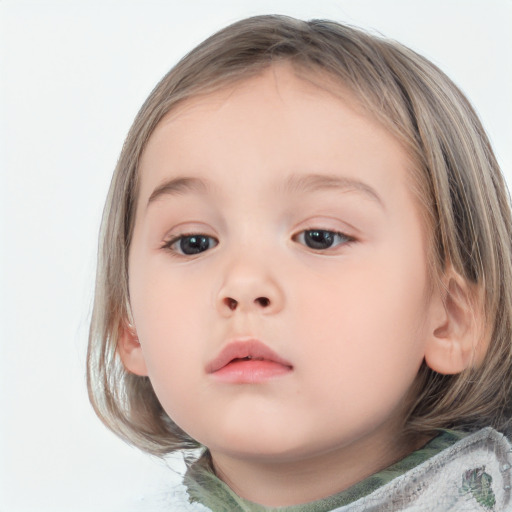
left=155, top=63, right=366, bottom=135
left=138, top=64, right=415, bottom=202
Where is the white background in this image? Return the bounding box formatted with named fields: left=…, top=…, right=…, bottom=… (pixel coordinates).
left=0, top=1, right=511, bottom=510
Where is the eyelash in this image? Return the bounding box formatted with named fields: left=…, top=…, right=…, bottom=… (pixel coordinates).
left=162, top=233, right=219, bottom=256
left=293, top=229, right=354, bottom=252
left=162, top=229, right=354, bottom=257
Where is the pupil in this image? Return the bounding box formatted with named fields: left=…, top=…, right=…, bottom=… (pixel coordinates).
left=305, top=230, right=334, bottom=249
left=180, top=235, right=210, bottom=254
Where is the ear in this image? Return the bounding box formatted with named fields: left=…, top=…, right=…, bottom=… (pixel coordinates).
left=117, top=321, right=148, bottom=376
left=424, top=269, right=487, bottom=375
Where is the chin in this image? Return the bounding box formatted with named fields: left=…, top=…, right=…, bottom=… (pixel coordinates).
left=202, top=421, right=330, bottom=463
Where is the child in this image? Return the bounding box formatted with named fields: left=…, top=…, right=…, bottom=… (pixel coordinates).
left=87, top=15, right=512, bottom=511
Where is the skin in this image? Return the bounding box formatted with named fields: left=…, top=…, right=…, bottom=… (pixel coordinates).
left=120, top=65, right=469, bottom=506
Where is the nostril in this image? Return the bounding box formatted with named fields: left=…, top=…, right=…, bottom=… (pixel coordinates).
left=223, top=297, right=238, bottom=310
left=255, top=297, right=270, bottom=307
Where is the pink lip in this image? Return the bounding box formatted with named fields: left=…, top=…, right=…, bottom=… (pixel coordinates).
left=206, top=340, right=293, bottom=383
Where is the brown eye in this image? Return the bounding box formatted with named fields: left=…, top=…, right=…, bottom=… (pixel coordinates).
left=169, top=234, right=218, bottom=255
left=297, top=230, right=351, bottom=250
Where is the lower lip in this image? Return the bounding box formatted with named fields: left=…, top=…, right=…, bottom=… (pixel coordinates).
left=211, top=359, right=292, bottom=384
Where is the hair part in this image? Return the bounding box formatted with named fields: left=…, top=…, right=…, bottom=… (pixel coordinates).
left=87, top=14, right=512, bottom=455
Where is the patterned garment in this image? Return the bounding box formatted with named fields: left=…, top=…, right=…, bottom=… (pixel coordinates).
left=120, top=428, right=512, bottom=511
left=183, top=428, right=512, bottom=511
left=335, top=428, right=512, bottom=511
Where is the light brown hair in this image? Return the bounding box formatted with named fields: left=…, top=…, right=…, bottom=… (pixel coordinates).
left=87, top=15, right=512, bottom=455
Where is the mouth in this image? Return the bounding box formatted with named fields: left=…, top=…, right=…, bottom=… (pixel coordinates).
left=206, top=339, right=293, bottom=383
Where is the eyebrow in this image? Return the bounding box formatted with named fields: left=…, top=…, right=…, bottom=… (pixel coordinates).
left=283, top=173, right=384, bottom=208
left=146, top=173, right=384, bottom=209
left=146, top=176, right=210, bottom=208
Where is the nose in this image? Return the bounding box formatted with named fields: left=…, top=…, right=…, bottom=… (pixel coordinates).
left=216, top=260, right=285, bottom=317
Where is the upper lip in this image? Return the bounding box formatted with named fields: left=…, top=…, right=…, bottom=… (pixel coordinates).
left=206, top=339, right=293, bottom=374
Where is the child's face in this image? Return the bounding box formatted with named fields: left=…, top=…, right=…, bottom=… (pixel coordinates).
left=125, top=65, right=440, bottom=467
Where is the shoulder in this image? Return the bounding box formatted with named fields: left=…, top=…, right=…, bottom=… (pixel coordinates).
left=338, top=428, right=512, bottom=511
left=114, top=480, right=212, bottom=512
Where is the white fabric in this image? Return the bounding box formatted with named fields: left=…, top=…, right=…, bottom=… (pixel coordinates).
left=335, top=428, right=512, bottom=511
left=121, top=428, right=512, bottom=511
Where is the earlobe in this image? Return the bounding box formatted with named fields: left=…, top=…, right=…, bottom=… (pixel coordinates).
left=424, top=270, right=487, bottom=375
left=117, top=321, right=149, bottom=376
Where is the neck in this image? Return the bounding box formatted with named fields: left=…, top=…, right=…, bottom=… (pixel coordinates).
left=209, top=431, right=429, bottom=507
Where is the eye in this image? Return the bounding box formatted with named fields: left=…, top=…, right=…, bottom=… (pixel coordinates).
left=164, top=234, right=218, bottom=256
left=295, top=229, right=352, bottom=250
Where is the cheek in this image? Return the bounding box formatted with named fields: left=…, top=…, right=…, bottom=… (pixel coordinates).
left=128, top=261, right=211, bottom=395
left=132, top=290, right=211, bottom=432
left=295, top=250, right=429, bottom=388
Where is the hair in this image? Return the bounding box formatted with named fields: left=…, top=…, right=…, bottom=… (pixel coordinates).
left=87, top=14, right=512, bottom=455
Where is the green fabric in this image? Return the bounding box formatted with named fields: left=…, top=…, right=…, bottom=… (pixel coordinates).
left=184, top=430, right=466, bottom=511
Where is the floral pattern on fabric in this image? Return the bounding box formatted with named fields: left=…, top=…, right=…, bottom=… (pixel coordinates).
left=460, top=467, right=496, bottom=510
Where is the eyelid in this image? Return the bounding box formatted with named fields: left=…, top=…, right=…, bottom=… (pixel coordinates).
left=291, top=217, right=359, bottom=256
left=296, top=229, right=352, bottom=242
left=291, top=212, right=359, bottom=232
left=291, top=215, right=358, bottom=236
left=160, top=221, right=217, bottom=246
left=161, top=232, right=219, bottom=257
